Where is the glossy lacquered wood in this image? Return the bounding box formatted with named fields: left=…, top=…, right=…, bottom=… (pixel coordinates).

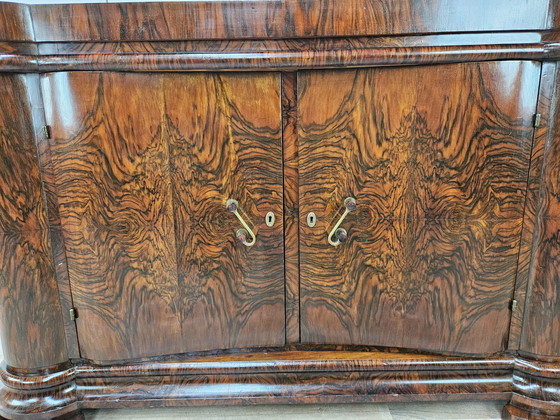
left=24, top=0, right=553, bottom=42
left=1, top=35, right=560, bottom=73
left=521, top=61, right=560, bottom=358
left=282, top=72, right=300, bottom=344
left=0, top=3, right=33, bottom=42
left=1, top=1, right=560, bottom=419
left=0, top=74, right=68, bottom=370
left=507, top=62, right=558, bottom=350
left=298, top=61, right=540, bottom=354
left=41, top=72, right=285, bottom=361
left=0, top=350, right=514, bottom=419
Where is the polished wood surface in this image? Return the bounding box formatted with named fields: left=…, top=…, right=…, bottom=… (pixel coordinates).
left=2, top=35, right=560, bottom=73
left=298, top=61, right=540, bottom=354
left=0, top=74, right=68, bottom=370
left=282, top=72, right=300, bottom=344
left=1, top=1, right=560, bottom=419
left=504, top=358, right=560, bottom=419
left=31, top=71, right=81, bottom=359
left=0, top=2, right=33, bottom=42
left=508, top=62, right=557, bottom=351
left=41, top=72, right=284, bottom=361
left=0, top=349, right=518, bottom=418
left=521, top=61, right=560, bottom=358
left=26, top=0, right=552, bottom=42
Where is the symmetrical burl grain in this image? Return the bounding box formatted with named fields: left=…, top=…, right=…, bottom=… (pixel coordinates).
left=41, top=72, right=284, bottom=361
left=298, top=61, right=540, bottom=354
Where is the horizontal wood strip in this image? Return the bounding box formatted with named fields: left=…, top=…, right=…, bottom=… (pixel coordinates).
left=0, top=350, right=515, bottom=390
left=1, top=42, right=559, bottom=73
left=76, top=372, right=512, bottom=407
left=77, top=354, right=513, bottom=378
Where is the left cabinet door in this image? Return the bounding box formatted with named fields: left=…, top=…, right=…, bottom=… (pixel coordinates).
left=41, top=72, right=285, bottom=361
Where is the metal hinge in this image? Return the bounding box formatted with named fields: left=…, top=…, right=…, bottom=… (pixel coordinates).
left=534, top=113, right=541, bottom=128
left=69, top=308, right=77, bottom=321
left=42, top=125, right=50, bottom=139
left=511, top=299, right=518, bottom=312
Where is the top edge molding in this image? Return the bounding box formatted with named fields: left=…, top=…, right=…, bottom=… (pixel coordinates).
left=0, top=0, right=557, bottom=43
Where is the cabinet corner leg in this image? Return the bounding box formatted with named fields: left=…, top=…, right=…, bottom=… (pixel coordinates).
left=0, top=362, right=79, bottom=420
left=503, top=357, right=560, bottom=420
left=503, top=398, right=560, bottom=420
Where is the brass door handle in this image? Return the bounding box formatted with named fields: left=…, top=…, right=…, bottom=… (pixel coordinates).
left=328, top=197, right=356, bottom=247
left=226, top=199, right=256, bottom=247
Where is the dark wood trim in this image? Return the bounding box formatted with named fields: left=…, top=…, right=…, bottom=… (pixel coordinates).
left=0, top=379, right=79, bottom=420
left=0, top=361, right=75, bottom=390
left=0, top=350, right=514, bottom=418
left=282, top=72, right=300, bottom=345
left=2, top=39, right=560, bottom=73
left=2, top=351, right=558, bottom=418
left=504, top=357, right=560, bottom=419
left=77, top=372, right=511, bottom=409
left=74, top=351, right=514, bottom=376
left=2, top=32, right=560, bottom=74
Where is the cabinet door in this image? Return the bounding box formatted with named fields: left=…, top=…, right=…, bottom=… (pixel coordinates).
left=42, top=72, right=284, bottom=361
left=298, top=62, right=540, bottom=354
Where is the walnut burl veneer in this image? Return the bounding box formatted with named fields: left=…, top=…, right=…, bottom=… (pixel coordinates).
left=1, top=1, right=560, bottom=419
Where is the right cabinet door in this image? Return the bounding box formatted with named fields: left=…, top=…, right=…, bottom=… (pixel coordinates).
left=298, top=61, right=540, bottom=354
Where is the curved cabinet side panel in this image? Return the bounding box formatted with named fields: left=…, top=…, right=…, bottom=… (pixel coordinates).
left=521, top=62, right=560, bottom=359
left=0, top=74, right=67, bottom=369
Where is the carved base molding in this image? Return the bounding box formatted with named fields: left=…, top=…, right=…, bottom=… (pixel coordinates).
left=2, top=351, right=558, bottom=419
left=502, top=357, right=560, bottom=420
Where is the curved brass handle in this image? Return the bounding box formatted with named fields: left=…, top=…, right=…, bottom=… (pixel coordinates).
left=226, top=199, right=256, bottom=247
left=328, top=197, right=356, bottom=247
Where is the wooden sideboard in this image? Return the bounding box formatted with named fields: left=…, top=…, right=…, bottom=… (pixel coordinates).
left=1, top=1, right=560, bottom=419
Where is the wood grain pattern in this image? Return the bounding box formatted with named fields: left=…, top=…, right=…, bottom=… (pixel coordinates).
left=75, top=351, right=512, bottom=408
left=27, top=73, right=81, bottom=360
left=6, top=349, right=560, bottom=419
left=520, top=61, right=560, bottom=358
left=508, top=63, right=554, bottom=350
left=298, top=62, right=540, bottom=354
left=164, top=73, right=285, bottom=352
left=41, top=72, right=284, bottom=361
left=27, top=0, right=551, bottom=43
left=0, top=74, right=67, bottom=369
left=504, top=357, right=560, bottom=419
left=0, top=350, right=515, bottom=418
left=0, top=378, right=79, bottom=420
left=0, top=2, right=33, bottom=42
left=2, top=38, right=557, bottom=73
left=282, top=72, right=300, bottom=344
left=2, top=31, right=560, bottom=73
